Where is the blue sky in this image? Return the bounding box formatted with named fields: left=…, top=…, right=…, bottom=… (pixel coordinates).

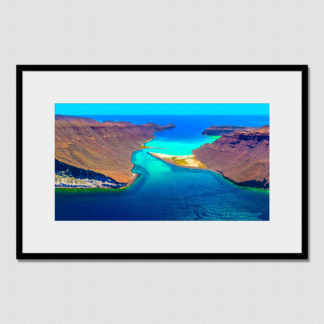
left=55, top=103, right=269, bottom=116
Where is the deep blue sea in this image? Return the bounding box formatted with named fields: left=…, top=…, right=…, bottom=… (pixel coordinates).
left=55, top=115, right=269, bottom=221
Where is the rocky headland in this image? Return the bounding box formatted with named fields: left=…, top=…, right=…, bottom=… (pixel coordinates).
left=55, top=115, right=175, bottom=188
left=202, top=125, right=257, bottom=136
left=194, top=126, right=269, bottom=188
left=149, top=125, right=269, bottom=189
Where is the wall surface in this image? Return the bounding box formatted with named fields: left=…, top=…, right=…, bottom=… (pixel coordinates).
left=0, top=1, right=322, bottom=323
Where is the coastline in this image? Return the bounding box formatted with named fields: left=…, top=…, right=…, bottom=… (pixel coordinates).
left=55, top=137, right=151, bottom=190
left=148, top=152, right=207, bottom=169
left=148, top=152, right=269, bottom=191
left=55, top=115, right=175, bottom=190
left=55, top=172, right=139, bottom=190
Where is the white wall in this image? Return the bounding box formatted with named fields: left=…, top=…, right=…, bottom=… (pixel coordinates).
left=0, top=1, right=322, bottom=323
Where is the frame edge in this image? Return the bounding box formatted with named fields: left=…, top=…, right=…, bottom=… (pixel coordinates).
left=16, top=65, right=309, bottom=260
left=16, top=65, right=23, bottom=259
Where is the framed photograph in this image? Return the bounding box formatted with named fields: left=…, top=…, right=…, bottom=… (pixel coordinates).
left=17, top=65, right=308, bottom=259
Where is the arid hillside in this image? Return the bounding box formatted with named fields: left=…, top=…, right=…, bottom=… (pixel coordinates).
left=194, top=126, right=269, bottom=188
left=55, top=115, right=175, bottom=184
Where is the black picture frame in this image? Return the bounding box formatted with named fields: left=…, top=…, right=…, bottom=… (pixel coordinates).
left=16, top=65, right=308, bottom=260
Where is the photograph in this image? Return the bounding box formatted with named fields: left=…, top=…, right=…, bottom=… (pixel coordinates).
left=17, top=65, right=306, bottom=259
left=55, top=103, right=270, bottom=221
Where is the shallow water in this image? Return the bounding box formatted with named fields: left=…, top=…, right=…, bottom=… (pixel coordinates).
left=55, top=115, right=269, bottom=221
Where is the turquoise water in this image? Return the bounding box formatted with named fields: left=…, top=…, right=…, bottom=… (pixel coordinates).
left=55, top=115, right=269, bottom=221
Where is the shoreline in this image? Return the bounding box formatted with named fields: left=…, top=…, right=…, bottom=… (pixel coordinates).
left=55, top=137, right=151, bottom=190
left=55, top=173, right=138, bottom=190
left=56, top=135, right=269, bottom=191
left=148, top=152, right=207, bottom=169
left=55, top=116, right=175, bottom=190
left=148, top=152, right=269, bottom=191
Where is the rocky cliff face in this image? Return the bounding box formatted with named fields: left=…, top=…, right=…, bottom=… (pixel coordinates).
left=194, top=126, right=269, bottom=188
left=55, top=159, right=127, bottom=188
left=202, top=125, right=257, bottom=136
left=55, top=115, right=175, bottom=184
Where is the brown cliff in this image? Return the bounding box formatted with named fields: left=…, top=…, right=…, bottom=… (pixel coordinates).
left=55, top=115, right=175, bottom=184
left=194, top=126, right=269, bottom=188
left=202, top=125, right=257, bottom=136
